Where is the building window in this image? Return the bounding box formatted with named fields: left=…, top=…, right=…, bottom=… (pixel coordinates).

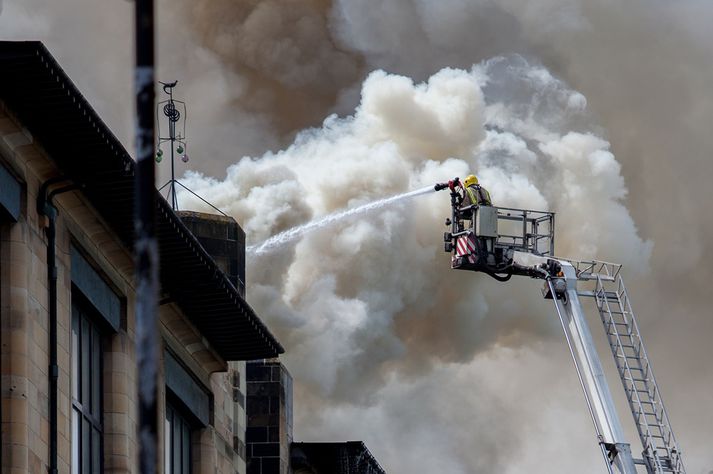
left=165, top=402, right=193, bottom=474
left=71, top=299, right=103, bottom=474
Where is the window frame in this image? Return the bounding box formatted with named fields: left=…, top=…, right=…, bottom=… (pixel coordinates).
left=165, top=398, right=194, bottom=474
left=71, top=296, right=105, bottom=474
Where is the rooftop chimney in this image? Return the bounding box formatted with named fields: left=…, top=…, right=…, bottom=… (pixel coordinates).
left=177, top=210, right=246, bottom=297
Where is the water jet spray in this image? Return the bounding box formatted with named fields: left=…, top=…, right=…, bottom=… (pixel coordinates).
left=248, top=185, right=438, bottom=256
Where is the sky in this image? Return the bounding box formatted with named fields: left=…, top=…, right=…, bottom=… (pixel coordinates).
left=2, top=1, right=712, bottom=472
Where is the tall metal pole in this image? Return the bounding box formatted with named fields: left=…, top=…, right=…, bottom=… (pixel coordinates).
left=134, top=1, right=159, bottom=473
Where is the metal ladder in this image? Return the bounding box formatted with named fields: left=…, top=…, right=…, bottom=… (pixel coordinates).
left=593, top=273, right=685, bottom=473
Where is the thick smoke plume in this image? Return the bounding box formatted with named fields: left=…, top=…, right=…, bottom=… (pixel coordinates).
left=3, top=0, right=712, bottom=472
left=178, top=58, right=651, bottom=471
left=186, top=0, right=362, bottom=139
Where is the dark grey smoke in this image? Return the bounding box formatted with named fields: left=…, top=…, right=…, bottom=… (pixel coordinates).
left=185, top=0, right=363, bottom=142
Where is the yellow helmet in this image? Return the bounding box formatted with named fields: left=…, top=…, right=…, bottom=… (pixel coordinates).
left=464, top=174, right=478, bottom=187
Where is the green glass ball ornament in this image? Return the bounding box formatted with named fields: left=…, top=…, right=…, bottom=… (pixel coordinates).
left=176, top=145, right=184, bottom=154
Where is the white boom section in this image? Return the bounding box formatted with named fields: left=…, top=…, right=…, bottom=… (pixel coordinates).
left=549, top=261, right=639, bottom=474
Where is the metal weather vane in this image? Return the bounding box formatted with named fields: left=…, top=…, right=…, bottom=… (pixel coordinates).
left=156, top=80, right=189, bottom=210
left=155, top=80, right=227, bottom=215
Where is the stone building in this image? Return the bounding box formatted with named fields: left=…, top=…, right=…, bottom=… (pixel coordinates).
left=0, top=41, right=283, bottom=474
left=245, top=360, right=293, bottom=474
left=245, top=360, right=387, bottom=474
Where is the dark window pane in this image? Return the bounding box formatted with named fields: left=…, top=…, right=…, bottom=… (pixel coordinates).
left=182, top=421, right=190, bottom=474
left=82, top=417, right=90, bottom=474
left=164, top=416, right=172, bottom=474
left=91, top=327, right=101, bottom=416
left=72, top=409, right=80, bottom=474
left=81, top=316, right=90, bottom=405
left=166, top=403, right=192, bottom=474
left=172, top=410, right=181, bottom=474
left=72, top=309, right=80, bottom=399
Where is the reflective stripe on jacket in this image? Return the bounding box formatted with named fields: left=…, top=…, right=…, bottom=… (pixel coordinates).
left=464, top=185, right=492, bottom=207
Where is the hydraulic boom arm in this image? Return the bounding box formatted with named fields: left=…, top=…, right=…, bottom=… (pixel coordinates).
left=436, top=178, right=686, bottom=473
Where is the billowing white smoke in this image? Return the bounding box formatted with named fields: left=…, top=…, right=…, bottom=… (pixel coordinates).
left=180, top=56, right=651, bottom=411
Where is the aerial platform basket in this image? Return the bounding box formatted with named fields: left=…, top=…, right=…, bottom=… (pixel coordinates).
left=491, top=206, right=555, bottom=256
left=444, top=202, right=555, bottom=279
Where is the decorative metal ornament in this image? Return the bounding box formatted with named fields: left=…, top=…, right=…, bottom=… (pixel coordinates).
left=156, top=81, right=189, bottom=210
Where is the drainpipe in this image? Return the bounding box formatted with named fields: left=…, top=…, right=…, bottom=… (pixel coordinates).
left=38, top=178, right=78, bottom=474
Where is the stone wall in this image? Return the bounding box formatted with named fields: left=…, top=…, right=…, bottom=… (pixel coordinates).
left=246, top=361, right=293, bottom=474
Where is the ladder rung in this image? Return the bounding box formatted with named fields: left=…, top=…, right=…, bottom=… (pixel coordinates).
left=644, top=424, right=664, bottom=431
left=639, top=425, right=665, bottom=434
left=623, top=372, right=646, bottom=381
left=625, top=373, right=651, bottom=382
left=612, top=341, right=638, bottom=350
left=615, top=354, right=644, bottom=361
left=628, top=391, right=654, bottom=400
left=611, top=327, right=634, bottom=334
left=628, top=387, right=653, bottom=394
left=622, top=365, right=649, bottom=374
left=627, top=390, right=655, bottom=399
left=609, top=333, right=638, bottom=346
left=615, top=354, right=641, bottom=362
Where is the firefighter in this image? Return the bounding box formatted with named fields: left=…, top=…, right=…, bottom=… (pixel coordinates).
left=459, top=174, right=495, bottom=261
left=461, top=174, right=492, bottom=208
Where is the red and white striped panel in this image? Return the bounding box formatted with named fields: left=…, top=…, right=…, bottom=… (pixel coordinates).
left=455, top=234, right=478, bottom=263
